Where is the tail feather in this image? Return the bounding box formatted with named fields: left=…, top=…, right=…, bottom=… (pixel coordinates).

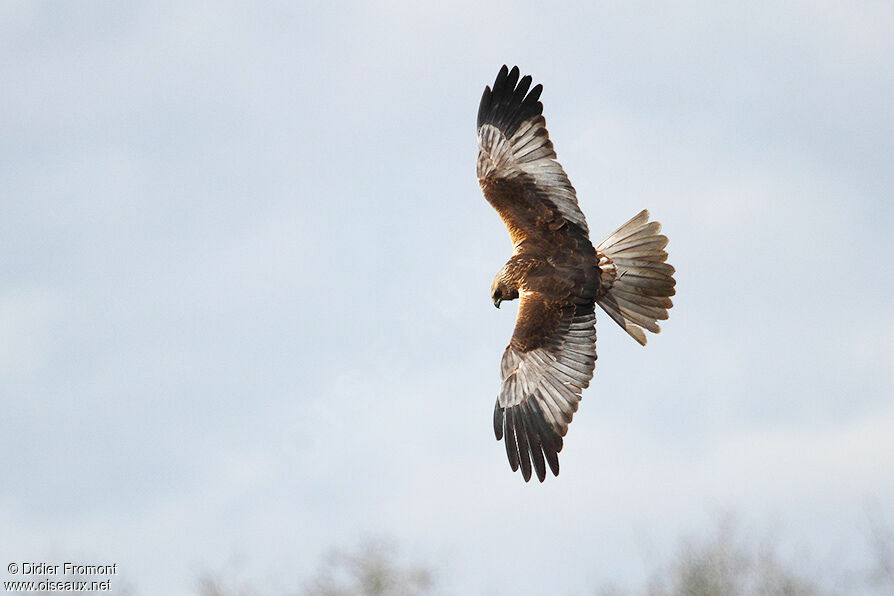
left=595, top=210, right=675, bottom=346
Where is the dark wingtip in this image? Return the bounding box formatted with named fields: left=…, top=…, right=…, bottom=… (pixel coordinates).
left=514, top=410, right=533, bottom=482
left=476, top=85, right=491, bottom=129
left=521, top=403, right=547, bottom=482
left=506, top=65, right=520, bottom=89
left=493, top=65, right=509, bottom=94
left=477, top=65, right=544, bottom=139
left=528, top=83, right=543, bottom=106
left=493, top=401, right=504, bottom=440
left=496, top=395, right=566, bottom=482
left=504, top=411, right=519, bottom=472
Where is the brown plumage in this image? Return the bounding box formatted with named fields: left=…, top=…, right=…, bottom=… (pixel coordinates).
left=477, top=66, right=677, bottom=482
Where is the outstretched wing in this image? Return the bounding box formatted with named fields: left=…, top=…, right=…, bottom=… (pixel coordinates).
left=494, top=292, right=597, bottom=482
left=477, top=65, right=590, bottom=247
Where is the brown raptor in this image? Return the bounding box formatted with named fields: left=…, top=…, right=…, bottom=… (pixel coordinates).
left=477, top=65, right=677, bottom=482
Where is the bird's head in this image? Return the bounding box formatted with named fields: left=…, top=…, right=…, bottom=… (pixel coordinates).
left=491, top=277, right=518, bottom=308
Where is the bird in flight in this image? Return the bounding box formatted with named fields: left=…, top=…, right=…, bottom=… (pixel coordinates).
left=477, top=65, right=676, bottom=482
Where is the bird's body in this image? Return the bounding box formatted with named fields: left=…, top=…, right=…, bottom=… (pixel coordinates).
left=477, top=66, right=676, bottom=482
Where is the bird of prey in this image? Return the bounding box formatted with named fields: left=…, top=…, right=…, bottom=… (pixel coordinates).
left=477, top=65, right=676, bottom=483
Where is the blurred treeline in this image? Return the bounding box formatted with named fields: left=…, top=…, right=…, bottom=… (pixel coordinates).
left=13, top=516, right=893, bottom=596
left=196, top=516, right=894, bottom=596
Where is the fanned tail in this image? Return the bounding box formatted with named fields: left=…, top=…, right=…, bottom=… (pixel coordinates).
left=594, top=210, right=675, bottom=346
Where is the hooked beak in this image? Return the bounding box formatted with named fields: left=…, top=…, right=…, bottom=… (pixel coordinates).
left=493, top=298, right=502, bottom=309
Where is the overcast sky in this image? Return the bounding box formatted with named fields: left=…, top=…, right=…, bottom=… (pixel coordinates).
left=2, top=1, right=893, bottom=594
